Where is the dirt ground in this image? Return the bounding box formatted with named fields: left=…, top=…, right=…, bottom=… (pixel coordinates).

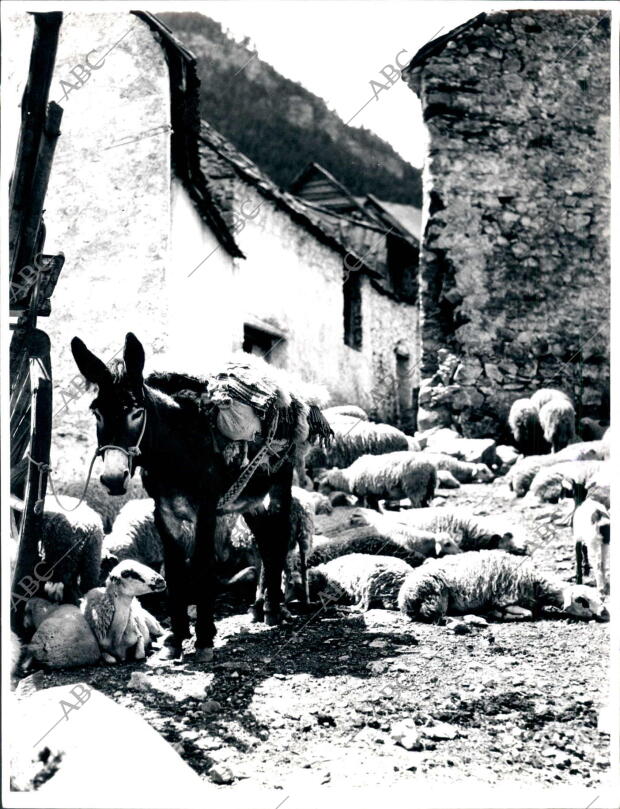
left=14, top=477, right=611, bottom=793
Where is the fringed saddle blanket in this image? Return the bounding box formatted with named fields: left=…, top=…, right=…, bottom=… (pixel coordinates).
left=147, top=358, right=332, bottom=473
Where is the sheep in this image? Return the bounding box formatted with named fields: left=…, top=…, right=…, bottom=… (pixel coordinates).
left=291, top=485, right=332, bottom=515
left=304, top=530, right=425, bottom=569
left=27, top=604, right=102, bottom=669
left=573, top=499, right=610, bottom=595
left=352, top=507, right=529, bottom=555
left=530, top=388, right=572, bottom=412
left=508, top=398, right=546, bottom=456
left=56, top=476, right=148, bottom=533
left=398, top=550, right=609, bottom=623
left=24, top=597, right=61, bottom=632
left=509, top=441, right=607, bottom=496
left=304, top=521, right=459, bottom=568
left=308, top=554, right=414, bottom=611
left=305, top=414, right=410, bottom=474
left=436, top=469, right=461, bottom=489
left=324, top=404, right=368, bottom=421
left=347, top=510, right=460, bottom=556
left=318, top=452, right=437, bottom=510
left=528, top=460, right=607, bottom=506
left=578, top=417, right=606, bottom=441
left=417, top=453, right=494, bottom=484
left=11, top=495, right=103, bottom=606
left=82, top=560, right=166, bottom=663
left=539, top=397, right=576, bottom=453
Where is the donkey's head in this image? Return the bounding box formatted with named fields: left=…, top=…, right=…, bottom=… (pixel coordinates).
left=71, top=332, right=146, bottom=495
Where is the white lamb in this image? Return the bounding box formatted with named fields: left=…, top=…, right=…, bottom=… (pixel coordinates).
left=352, top=507, right=528, bottom=555
left=308, top=553, right=414, bottom=611
left=398, top=550, right=609, bottom=623
left=318, top=452, right=437, bottom=510
left=573, top=499, right=610, bottom=595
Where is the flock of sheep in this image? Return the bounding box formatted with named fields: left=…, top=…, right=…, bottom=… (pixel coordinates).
left=11, top=387, right=611, bottom=671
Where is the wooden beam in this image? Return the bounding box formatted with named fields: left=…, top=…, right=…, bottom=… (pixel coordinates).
left=9, top=12, right=63, bottom=274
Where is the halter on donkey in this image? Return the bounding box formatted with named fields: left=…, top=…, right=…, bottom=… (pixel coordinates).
left=71, top=333, right=332, bottom=663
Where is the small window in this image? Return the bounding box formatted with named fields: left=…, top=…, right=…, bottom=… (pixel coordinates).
left=387, top=234, right=418, bottom=301
left=343, top=271, right=363, bottom=350
left=243, top=324, right=282, bottom=363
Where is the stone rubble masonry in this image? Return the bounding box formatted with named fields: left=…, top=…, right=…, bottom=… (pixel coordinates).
left=404, top=10, right=610, bottom=437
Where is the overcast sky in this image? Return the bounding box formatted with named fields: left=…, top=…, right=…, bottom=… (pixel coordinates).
left=202, top=1, right=490, bottom=167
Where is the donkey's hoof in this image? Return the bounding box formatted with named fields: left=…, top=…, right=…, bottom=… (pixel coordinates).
left=158, top=646, right=183, bottom=661
left=250, top=600, right=264, bottom=622
left=264, top=606, right=293, bottom=626
left=194, top=646, right=214, bottom=664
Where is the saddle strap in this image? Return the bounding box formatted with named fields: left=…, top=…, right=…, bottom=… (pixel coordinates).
left=217, top=410, right=283, bottom=512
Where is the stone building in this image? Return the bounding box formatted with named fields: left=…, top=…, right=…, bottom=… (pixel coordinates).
left=6, top=9, right=421, bottom=476
left=403, top=10, right=610, bottom=437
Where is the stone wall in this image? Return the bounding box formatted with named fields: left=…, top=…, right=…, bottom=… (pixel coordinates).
left=404, top=10, right=610, bottom=437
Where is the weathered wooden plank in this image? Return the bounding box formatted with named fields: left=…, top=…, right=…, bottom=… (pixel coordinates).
left=9, top=11, right=62, bottom=274
left=14, top=103, right=64, bottom=289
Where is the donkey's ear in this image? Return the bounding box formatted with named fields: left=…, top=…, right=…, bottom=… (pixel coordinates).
left=124, top=332, right=145, bottom=383
left=71, top=337, right=112, bottom=387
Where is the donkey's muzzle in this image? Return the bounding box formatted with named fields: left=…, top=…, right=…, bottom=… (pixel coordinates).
left=100, top=470, right=129, bottom=495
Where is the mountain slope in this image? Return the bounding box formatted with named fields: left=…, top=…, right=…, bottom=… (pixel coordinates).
left=158, top=12, right=422, bottom=206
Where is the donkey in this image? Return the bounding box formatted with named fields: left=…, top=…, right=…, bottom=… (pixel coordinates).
left=71, top=333, right=330, bottom=663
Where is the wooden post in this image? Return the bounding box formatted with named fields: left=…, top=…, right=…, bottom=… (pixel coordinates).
left=11, top=354, right=52, bottom=635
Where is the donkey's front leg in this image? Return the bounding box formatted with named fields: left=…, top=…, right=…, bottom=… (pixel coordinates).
left=192, top=500, right=218, bottom=663
left=155, top=507, right=189, bottom=660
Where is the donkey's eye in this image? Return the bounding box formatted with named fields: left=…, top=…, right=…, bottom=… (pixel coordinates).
left=127, top=408, right=145, bottom=425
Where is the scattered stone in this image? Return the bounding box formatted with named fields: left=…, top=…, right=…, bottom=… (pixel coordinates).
left=128, top=671, right=152, bottom=690
left=209, top=764, right=234, bottom=785
left=462, top=614, right=489, bottom=627
left=201, top=699, right=222, bottom=716
left=391, top=720, right=423, bottom=751
left=368, top=639, right=389, bottom=648
left=423, top=723, right=458, bottom=741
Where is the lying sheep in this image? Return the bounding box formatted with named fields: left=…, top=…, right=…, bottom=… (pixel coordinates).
left=82, top=560, right=166, bottom=663
left=56, top=477, right=148, bottom=533
left=309, top=553, right=414, bottom=610
left=12, top=495, right=103, bottom=606
left=304, top=529, right=426, bottom=569
left=573, top=499, right=610, bottom=595
left=578, top=417, right=606, bottom=441
left=353, top=507, right=528, bottom=555
left=318, top=452, right=436, bottom=510
left=305, top=414, right=410, bottom=474
left=291, top=485, right=332, bottom=515
left=436, top=469, right=460, bottom=489
left=323, top=405, right=368, bottom=421
left=509, top=441, right=607, bottom=496
left=539, top=396, right=576, bottom=453
left=348, top=510, right=460, bottom=557
left=528, top=460, right=607, bottom=505
left=508, top=398, right=545, bottom=456
left=304, top=520, right=459, bottom=568
left=398, top=550, right=608, bottom=623
left=417, top=453, right=493, bottom=484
